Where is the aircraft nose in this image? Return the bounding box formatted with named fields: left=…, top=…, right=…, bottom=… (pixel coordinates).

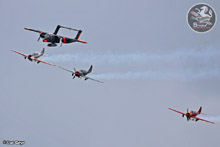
left=75, top=71, right=80, bottom=76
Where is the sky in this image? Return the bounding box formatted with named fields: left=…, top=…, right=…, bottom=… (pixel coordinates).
left=1, top=0, right=220, bottom=147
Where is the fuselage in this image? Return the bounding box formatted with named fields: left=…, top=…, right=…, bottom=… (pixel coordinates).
left=185, top=111, right=200, bottom=121
left=75, top=70, right=88, bottom=78
left=186, top=111, right=198, bottom=117
left=41, top=33, right=60, bottom=47
left=26, top=52, right=43, bottom=62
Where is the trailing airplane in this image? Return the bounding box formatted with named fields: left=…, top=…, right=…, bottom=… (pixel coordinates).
left=58, top=65, right=103, bottom=83
left=24, top=25, right=87, bottom=47
left=11, top=48, right=55, bottom=66
left=168, top=107, right=214, bottom=124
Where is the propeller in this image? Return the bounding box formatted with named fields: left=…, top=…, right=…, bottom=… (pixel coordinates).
left=72, top=68, right=76, bottom=78
left=187, top=116, right=190, bottom=121
left=60, top=42, right=62, bottom=47
left=37, top=36, right=40, bottom=41
left=71, top=71, right=76, bottom=79
left=186, top=109, right=190, bottom=121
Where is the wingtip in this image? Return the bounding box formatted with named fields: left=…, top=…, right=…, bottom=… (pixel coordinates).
left=99, top=80, right=104, bottom=83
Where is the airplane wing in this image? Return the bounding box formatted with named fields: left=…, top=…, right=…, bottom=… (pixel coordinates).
left=168, top=108, right=186, bottom=116
left=24, top=27, right=47, bottom=34
left=83, top=76, right=104, bottom=83
left=191, top=116, right=215, bottom=124
left=33, top=58, right=55, bottom=66
left=11, top=49, right=55, bottom=66
left=11, top=49, right=28, bottom=57
left=58, top=66, right=74, bottom=74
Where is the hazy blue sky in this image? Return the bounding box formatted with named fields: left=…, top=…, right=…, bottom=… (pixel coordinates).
left=1, top=0, right=220, bottom=147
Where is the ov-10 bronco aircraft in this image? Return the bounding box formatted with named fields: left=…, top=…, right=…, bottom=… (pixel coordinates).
left=24, top=25, right=87, bottom=47
left=11, top=48, right=55, bottom=66
left=168, top=107, right=215, bottom=124
left=58, top=65, right=103, bottom=83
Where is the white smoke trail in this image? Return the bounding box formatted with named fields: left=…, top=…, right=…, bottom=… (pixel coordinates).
left=90, top=70, right=220, bottom=80
left=199, top=116, right=220, bottom=122
left=42, top=48, right=220, bottom=80
left=42, top=48, right=220, bottom=69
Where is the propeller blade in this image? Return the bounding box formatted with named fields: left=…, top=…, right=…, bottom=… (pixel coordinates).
left=187, top=109, right=189, bottom=113
left=37, top=36, right=40, bottom=41
left=74, top=68, right=76, bottom=72
left=60, top=42, right=62, bottom=47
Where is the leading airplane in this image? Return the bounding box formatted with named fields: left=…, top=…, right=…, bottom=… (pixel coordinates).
left=24, top=25, right=87, bottom=47
left=168, top=107, right=214, bottom=124
left=58, top=65, right=103, bottom=83
left=11, top=48, right=55, bottom=66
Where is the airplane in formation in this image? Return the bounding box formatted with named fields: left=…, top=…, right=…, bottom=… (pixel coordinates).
left=58, top=65, right=103, bottom=83
left=168, top=107, right=214, bottom=124
left=24, top=25, right=87, bottom=47
left=11, top=48, right=55, bottom=66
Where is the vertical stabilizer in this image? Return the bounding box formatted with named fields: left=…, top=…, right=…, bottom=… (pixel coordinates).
left=87, top=65, right=93, bottom=74
left=75, top=30, right=82, bottom=40
left=198, top=106, right=202, bottom=114
left=41, top=48, right=45, bottom=55
left=53, top=25, right=61, bottom=34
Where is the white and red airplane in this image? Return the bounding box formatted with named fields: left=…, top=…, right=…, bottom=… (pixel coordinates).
left=58, top=65, right=103, bottom=83
left=11, top=48, right=55, bottom=66
left=169, top=107, right=215, bottom=124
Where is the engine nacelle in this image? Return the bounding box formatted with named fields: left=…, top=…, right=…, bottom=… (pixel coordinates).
left=40, top=32, right=46, bottom=38
left=42, top=34, right=60, bottom=43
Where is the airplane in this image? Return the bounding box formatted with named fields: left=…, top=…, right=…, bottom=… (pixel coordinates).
left=58, top=65, right=103, bottom=83
left=11, top=48, right=55, bottom=66
left=168, top=107, right=214, bottom=124
left=24, top=25, right=87, bottom=47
